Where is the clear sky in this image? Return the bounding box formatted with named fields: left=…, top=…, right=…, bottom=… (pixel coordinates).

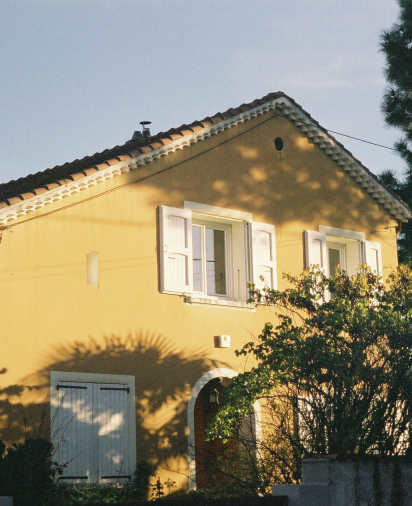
left=0, top=0, right=406, bottom=186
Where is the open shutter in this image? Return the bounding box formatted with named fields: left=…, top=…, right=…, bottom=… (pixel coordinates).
left=96, top=384, right=130, bottom=482
left=304, top=230, right=328, bottom=274
left=159, top=206, right=193, bottom=294
left=250, top=222, right=277, bottom=290
left=361, top=240, right=382, bottom=276
left=57, top=382, right=93, bottom=483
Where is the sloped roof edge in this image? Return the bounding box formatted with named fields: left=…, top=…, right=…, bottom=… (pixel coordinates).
left=0, top=92, right=410, bottom=226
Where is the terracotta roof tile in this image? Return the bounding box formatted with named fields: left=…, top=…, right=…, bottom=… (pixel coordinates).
left=7, top=197, right=24, bottom=205
left=32, top=187, right=48, bottom=195
left=199, top=118, right=213, bottom=128
left=82, top=168, right=99, bottom=176
left=0, top=201, right=9, bottom=209
left=116, top=154, right=133, bottom=161
left=93, top=163, right=110, bottom=171
left=70, top=172, right=87, bottom=181
left=20, top=192, right=36, bottom=200
left=139, top=146, right=153, bottom=154
left=189, top=124, right=203, bottom=133
left=160, top=138, right=173, bottom=146
left=220, top=112, right=233, bottom=120
left=210, top=115, right=224, bottom=124
left=107, top=158, right=121, bottom=166
left=179, top=129, right=194, bottom=136
left=148, top=142, right=164, bottom=150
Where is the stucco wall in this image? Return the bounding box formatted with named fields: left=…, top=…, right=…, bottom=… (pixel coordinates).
left=305, top=457, right=412, bottom=506
left=0, top=111, right=400, bottom=488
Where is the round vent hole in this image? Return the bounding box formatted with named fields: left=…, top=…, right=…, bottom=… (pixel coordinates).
left=274, top=137, right=284, bottom=152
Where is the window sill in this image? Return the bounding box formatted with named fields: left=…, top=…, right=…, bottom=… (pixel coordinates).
left=184, top=295, right=255, bottom=309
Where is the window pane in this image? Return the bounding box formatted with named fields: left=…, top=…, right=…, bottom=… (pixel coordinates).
left=206, top=228, right=227, bottom=295
left=328, top=247, right=341, bottom=274
left=192, top=225, right=203, bottom=292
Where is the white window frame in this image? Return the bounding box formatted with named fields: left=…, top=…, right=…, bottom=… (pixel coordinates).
left=192, top=219, right=233, bottom=299
left=158, top=202, right=277, bottom=306
left=327, top=242, right=347, bottom=274
left=304, top=226, right=382, bottom=277
left=50, top=371, right=136, bottom=484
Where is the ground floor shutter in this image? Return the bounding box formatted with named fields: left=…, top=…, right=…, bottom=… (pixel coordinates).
left=56, top=381, right=131, bottom=483
left=96, top=384, right=130, bottom=481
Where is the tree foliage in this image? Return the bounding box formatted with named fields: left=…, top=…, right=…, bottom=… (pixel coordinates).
left=380, top=0, right=412, bottom=263
left=0, top=438, right=58, bottom=506
left=381, top=0, right=412, bottom=164
left=206, top=267, right=412, bottom=491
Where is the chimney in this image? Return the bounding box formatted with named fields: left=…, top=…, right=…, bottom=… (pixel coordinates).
left=130, top=121, right=152, bottom=142
left=131, top=131, right=143, bottom=141
left=140, top=121, right=151, bottom=138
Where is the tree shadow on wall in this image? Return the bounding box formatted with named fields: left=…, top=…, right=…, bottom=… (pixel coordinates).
left=0, top=368, right=46, bottom=445
left=139, top=117, right=390, bottom=235
left=0, top=331, right=224, bottom=469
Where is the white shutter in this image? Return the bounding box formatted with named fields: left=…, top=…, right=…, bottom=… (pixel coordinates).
left=250, top=222, right=277, bottom=290
left=57, top=382, right=93, bottom=483
left=361, top=240, right=382, bottom=276
left=304, top=230, right=328, bottom=274
left=96, top=384, right=130, bottom=482
left=159, top=206, right=193, bottom=294
left=56, top=382, right=131, bottom=484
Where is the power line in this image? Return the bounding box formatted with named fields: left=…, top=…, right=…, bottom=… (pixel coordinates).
left=273, top=114, right=398, bottom=151
left=325, top=130, right=397, bottom=151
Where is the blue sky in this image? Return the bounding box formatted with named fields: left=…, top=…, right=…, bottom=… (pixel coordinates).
left=0, top=0, right=406, bottom=185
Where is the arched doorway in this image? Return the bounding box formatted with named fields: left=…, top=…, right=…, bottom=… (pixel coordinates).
left=193, top=376, right=232, bottom=490
left=187, top=369, right=262, bottom=490
left=187, top=368, right=237, bottom=490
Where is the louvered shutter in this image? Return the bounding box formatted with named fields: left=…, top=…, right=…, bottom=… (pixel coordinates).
left=159, top=206, right=193, bottom=293
left=57, top=382, right=93, bottom=483
left=361, top=240, right=382, bottom=276
left=96, top=384, right=130, bottom=482
left=304, top=230, right=328, bottom=274
left=250, top=222, right=277, bottom=290
left=56, top=382, right=131, bottom=483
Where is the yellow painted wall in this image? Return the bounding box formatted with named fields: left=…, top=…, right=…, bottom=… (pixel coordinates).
left=0, top=112, right=399, bottom=488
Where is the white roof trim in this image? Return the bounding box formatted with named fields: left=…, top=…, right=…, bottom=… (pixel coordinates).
left=1, top=95, right=410, bottom=226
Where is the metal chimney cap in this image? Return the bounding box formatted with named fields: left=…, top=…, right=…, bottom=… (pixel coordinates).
left=139, top=121, right=151, bottom=127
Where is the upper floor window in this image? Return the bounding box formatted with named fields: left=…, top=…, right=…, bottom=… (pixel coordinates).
left=304, top=226, right=382, bottom=277
left=158, top=202, right=277, bottom=304
left=192, top=222, right=229, bottom=296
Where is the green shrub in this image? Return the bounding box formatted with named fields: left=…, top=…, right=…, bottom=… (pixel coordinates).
left=0, top=438, right=58, bottom=506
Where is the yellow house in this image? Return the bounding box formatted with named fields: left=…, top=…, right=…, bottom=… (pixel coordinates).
left=0, top=92, right=410, bottom=490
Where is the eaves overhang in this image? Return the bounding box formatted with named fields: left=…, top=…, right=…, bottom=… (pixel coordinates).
left=0, top=93, right=411, bottom=226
